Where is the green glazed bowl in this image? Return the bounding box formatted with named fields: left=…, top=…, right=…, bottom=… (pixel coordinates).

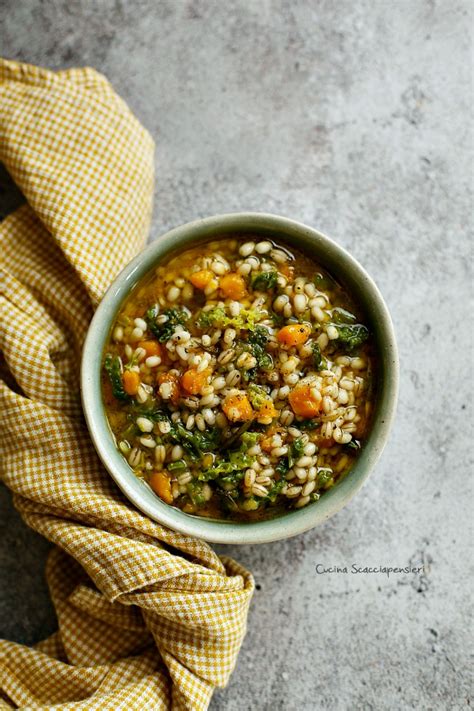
left=81, top=213, right=398, bottom=544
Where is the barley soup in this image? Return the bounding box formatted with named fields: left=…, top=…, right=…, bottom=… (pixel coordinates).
left=102, top=237, right=375, bottom=521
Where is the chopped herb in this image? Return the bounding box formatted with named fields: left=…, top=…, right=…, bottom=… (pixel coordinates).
left=187, top=480, right=207, bottom=506
left=270, top=310, right=285, bottom=327
left=228, top=449, right=254, bottom=468
left=331, top=307, right=357, bottom=324
left=288, top=437, right=305, bottom=468
left=104, top=354, right=130, bottom=401
left=274, top=435, right=309, bottom=477
left=231, top=308, right=262, bottom=330
left=248, top=349, right=272, bottom=375
left=275, top=458, right=289, bottom=477
left=146, top=306, right=188, bottom=342
left=244, top=326, right=273, bottom=379
left=167, top=459, right=188, bottom=472
left=198, top=306, right=262, bottom=331
left=198, top=432, right=258, bottom=481
left=248, top=383, right=270, bottom=409
left=240, top=431, right=260, bottom=448
left=265, top=478, right=286, bottom=503
left=244, top=358, right=273, bottom=382
left=316, top=468, right=334, bottom=489
left=298, top=419, right=321, bottom=431
left=311, top=341, right=327, bottom=371
left=252, top=270, right=278, bottom=291
left=343, top=439, right=361, bottom=452
left=248, top=325, right=270, bottom=348
left=197, top=465, right=231, bottom=481
left=170, top=423, right=221, bottom=460
left=219, top=470, right=245, bottom=489
left=242, top=497, right=261, bottom=511
left=334, top=323, right=369, bottom=352
left=124, top=350, right=140, bottom=371
left=197, top=306, right=226, bottom=329
left=198, top=454, right=251, bottom=481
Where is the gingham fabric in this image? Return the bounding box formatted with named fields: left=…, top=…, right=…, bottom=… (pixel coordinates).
left=0, top=59, right=254, bottom=710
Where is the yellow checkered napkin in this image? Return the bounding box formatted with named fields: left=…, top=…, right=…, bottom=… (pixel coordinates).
left=0, top=59, right=254, bottom=710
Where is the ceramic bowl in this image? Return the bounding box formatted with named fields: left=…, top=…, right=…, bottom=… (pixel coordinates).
left=81, top=213, right=398, bottom=544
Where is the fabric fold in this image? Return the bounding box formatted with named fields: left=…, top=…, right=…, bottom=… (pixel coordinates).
left=0, top=59, right=253, bottom=711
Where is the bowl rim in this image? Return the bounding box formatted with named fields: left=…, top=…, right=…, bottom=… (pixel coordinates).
left=81, top=212, right=399, bottom=544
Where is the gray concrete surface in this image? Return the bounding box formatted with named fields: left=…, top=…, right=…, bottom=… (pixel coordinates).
left=1, top=1, right=472, bottom=709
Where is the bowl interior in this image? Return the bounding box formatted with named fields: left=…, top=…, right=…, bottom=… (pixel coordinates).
left=81, top=213, right=398, bottom=544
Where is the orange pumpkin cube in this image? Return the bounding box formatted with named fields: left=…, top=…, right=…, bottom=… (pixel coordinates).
left=277, top=324, right=311, bottom=347
left=149, top=471, right=173, bottom=504
left=219, top=273, right=247, bottom=300
left=288, top=383, right=322, bottom=418
left=222, top=393, right=254, bottom=422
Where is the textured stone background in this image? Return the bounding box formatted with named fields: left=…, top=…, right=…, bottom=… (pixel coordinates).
left=0, top=1, right=472, bottom=709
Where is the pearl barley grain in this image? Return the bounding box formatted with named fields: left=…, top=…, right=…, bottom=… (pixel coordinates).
left=167, top=286, right=180, bottom=302
left=146, top=356, right=161, bottom=368
left=294, top=294, right=307, bottom=313
left=274, top=294, right=289, bottom=312
left=130, top=327, right=143, bottom=341
left=134, top=318, right=147, bottom=331
left=239, top=242, right=255, bottom=257
left=255, top=241, right=272, bottom=254
left=137, top=417, right=153, bottom=433
left=271, top=248, right=288, bottom=263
